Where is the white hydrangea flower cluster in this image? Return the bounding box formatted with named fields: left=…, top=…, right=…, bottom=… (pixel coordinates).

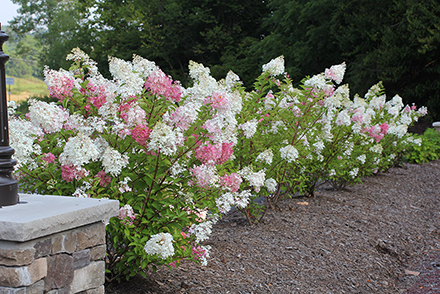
left=238, top=118, right=258, bottom=139
left=65, top=115, right=106, bottom=136
left=216, top=192, right=234, bottom=213
left=313, top=140, right=325, bottom=154
left=400, top=113, right=412, bottom=125
left=256, top=149, right=274, bottom=165
left=216, top=190, right=251, bottom=213
left=335, top=109, right=351, bottom=126
left=406, top=136, right=422, bottom=146
left=144, top=233, right=175, bottom=260
left=349, top=168, right=359, bottom=179
left=365, top=83, right=382, bottom=99
left=265, top=178, right=277, bottom=193
left=28, top=99, right=69, bottom=133
left=357, top=154, right=366, bottom=164
left=66, top=47, right=100, bottom=77
left=184, top=60, right=242, bottom=146
left=304, top=73, right=333, bottom=94
left=279, top=145, right=299, bottom=163
left=7, top=101, right=17, bottom=116
left=132, top=54, right=157, bottom=78
left=109, top=56, right=144, bottom=98
left=326, top=84, right=350, bottom=108
left=369, top=95, right=386, bottom=110
left=148, top=122, right=184, bottom=156
left=199, top=245, right=211, bottom=266
left=390, top=95, right=404, bottom=109
left=101, top=147, right=129, bottom=176
left=73, top=182, right=91, bottom=198
left=324, top=62, right=346, bottom=84
left=9, top=118, right=43, bottom=169
left=262, top=56, right=285, bottom=76
left=343, top=142, right=354, bottom=157
left=235, top=190, right=252, bottom=208
left=59, top=133, right=100, bottom=166
left=189, top=217, right=218, bottom=243
left=388, top=124, right=408, bottom=138
left=238, top=166, right=266, bottom=192
left=170, top=161, right=186, bottom=178
left=370, top=144, right=383, bottom=154
left=225, top=70, right=242, bottom=89
left=186, top=61, right=219, bottom=100
left=125, top=104, right=147, bottom=128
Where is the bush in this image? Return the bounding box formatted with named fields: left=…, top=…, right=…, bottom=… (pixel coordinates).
left=8, top=49, right=427, bottom=281
left=405, top=128, right=440, bottom=163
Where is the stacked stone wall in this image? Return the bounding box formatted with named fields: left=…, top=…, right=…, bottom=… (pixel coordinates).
left=0, top=222, right=106, bottom=294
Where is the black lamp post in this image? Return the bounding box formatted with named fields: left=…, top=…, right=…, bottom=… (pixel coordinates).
left=0, top=23, right=18, bottom=207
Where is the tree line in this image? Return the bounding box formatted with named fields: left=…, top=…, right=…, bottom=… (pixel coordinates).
left=7, top=0, right=440, bottom=120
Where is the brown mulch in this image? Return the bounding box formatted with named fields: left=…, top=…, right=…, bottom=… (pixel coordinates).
left=106, top=159, right=440, bottom=294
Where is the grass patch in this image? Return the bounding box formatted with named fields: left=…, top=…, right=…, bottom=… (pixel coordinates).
left=5, top=76, right=49, bottom=96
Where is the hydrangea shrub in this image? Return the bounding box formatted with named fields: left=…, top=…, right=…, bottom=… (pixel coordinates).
left=9, top=49, right=427, bottom=279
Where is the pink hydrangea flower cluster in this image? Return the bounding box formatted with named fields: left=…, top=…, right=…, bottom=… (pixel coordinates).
left=167, top=105, right=196, bottom=130
left=41, top=152, right=56, bottom=163
left=144, top=69, right=181, bottom=102
left=195, top=142, right=233, bottom=165
left=219, top=173, right=242, bottom=192
left=81, top=81, right=107, bottom=110
left=44, top=68, right=75, bottom=101
left=118, top=204, right=136, bottom=225
left=95, top=170, right=111, bottom=187
left=204, top=92, right=229, bottom=110
left=118, top=97, right=138, bottom=122
left=61, top=164, right=89, bottom=182
left=192, top=246, right=207, bottom=260
left=131, top=125, right=151, bottom=147
left=364, top=123, right=389, bottom=143
left=194, top=208, right=208, bottom=222
left=190, top=164, right=217, bottom=188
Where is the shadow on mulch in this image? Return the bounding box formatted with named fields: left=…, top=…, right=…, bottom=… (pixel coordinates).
left=105, top=275, right=167, bottom=294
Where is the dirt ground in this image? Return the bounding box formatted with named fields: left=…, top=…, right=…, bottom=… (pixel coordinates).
left=105, top=158, right=440, bottom=294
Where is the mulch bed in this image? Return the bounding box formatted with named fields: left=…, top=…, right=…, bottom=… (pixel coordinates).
left=106, top=159, right=440, bottom=293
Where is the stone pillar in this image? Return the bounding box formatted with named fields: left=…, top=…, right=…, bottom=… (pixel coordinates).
left=0, top=194, right=119, bottom=293
left=432, top=122, right=440, bottom=133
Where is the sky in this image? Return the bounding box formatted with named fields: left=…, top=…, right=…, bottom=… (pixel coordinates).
left=0, top=0, right=20, bottom=28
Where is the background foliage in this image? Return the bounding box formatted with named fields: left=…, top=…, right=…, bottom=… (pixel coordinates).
left=6, top=0, right=440, bottom=119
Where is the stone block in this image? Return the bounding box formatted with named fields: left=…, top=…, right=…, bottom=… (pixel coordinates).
left=34, top=238, right=52, bottom=259
left=76, top=223, right=105, bottom=251
left=0, top=287, right=26, bottom=294
left=45, top=254, right=74, bottom=291
left=25, top=279, right=45, bottom=294
left=52, top=230, right=77, bottom=254
left=0, top=246, right=35, bottom=266
left=79, top=285, right=104, bottom=294
left=73, top=249, right=91, bottom=270
left=46, top=286, right=70, bottom=294
left=0, top=195, right=119, bottom=242
left=89, top=245, right=106, bottom=261
left=69, top=261, right=105, bottom=293
left=0, top=258, right=47, bottom=287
